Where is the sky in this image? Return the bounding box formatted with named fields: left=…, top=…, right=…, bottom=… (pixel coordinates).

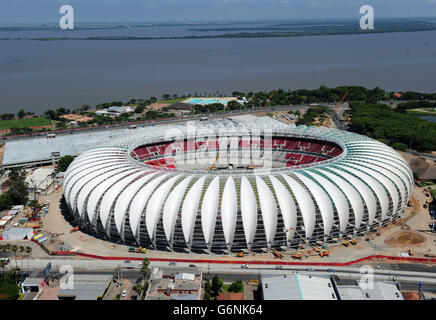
left=0, top=0, right=436, bottom=24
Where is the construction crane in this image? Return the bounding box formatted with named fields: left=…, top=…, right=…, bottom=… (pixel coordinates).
left=207, top=150, right=220, bottom=171
left=291, top=243, right=305, bottom=260
left=286, top=227, right=330, bottom=258
left=323, top=90, right=349, bottom=127
left=254, top=90, right=277, bottom=124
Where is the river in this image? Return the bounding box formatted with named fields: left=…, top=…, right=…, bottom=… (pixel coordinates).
left=1, top=29, right=436, bottom=114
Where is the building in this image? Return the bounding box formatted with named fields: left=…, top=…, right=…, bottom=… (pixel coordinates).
left=108, top=106, right=134, bottom=114
left=56, top=274, right=113, bottom=300
left=261, top=274, right=404, bottom=300
left=146, top=266, right=202, bottom=300
left=262, top=274, right=337, bottom=300
left=1, top=227, right=34, bottom=240
left=21, top=277, right=43, bottom=294
left=25, top=167, right=55, bottom=193
left=333, top=277, right=404, bottom=300
left=62, top=121, right=413, bottom=253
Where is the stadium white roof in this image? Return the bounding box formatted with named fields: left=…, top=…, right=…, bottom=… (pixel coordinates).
left=62, top=120, right=413, bottom=251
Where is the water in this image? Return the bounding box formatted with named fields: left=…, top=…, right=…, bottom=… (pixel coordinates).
left=186, top=98, right=231, bottom=105
left=1, top=29, right=436, bottom=114
left=420, top=115, right=436, bottom=123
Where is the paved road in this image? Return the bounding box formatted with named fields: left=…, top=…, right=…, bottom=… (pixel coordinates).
left=0, top=105, right=318, bottom=143
left=407, top=150, right=436, bottom=161
left=8, top=258, right=436, bottom=282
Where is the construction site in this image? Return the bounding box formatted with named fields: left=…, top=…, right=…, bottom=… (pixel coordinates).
left=0, top=109, right=435, bottom=270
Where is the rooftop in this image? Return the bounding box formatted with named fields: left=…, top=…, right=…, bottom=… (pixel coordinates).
left=56, top=273, right=113, bottom=300
left=261, top=274, right=337, bottom=300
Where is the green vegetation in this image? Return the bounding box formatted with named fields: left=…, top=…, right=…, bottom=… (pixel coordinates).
left=296, top=106, right=329, bottom=126
left=0, top=267, right=22, bottom=300
left=211, top=275, right=224, bottom=296
left=204, top=279, right=212, bottom=300
left=140, top=258, right=149, bottom=280
left=396, top=100, right=436, bottom=112
left=157, top=97, right=186, bottom=104
left=406, top=110, right=436, bottom=117
left=0, top=117, right=50, bottom=130
left=349, top=101, right=436, bottom=151
left=0, top=167, right=29, bottom=211
left=228, top=280, right=244, bottom=293
left=57, top=155, right=75, bottom=172
left=9, top=19, right=436, bottom=41
left=203, top=276, right=243, bottom=299
left=391, top=142, right=408, bottom=152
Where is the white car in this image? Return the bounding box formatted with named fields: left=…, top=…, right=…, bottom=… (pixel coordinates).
left=121, top=290, right=127, bottom=297
left=240, top=264, right=248, bottom=269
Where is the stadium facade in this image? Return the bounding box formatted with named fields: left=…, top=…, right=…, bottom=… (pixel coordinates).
left=62, top=121, right=414, bottom=253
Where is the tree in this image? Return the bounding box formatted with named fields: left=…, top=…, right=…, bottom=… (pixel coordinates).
left=162, top=94, right=170, bottom=100
left=203, top=278, right=212, bottom=300
left=0, top=260, right=7, bottom=282
left=211, top=275, right=223, bottom=296
left=17, top=109, right=26, bottom=119
left=10, top=246, right=17, bottom=268
left=228, top=280, right=244, bottom=293
left=28, top=200, right=40, bottom=212
left=58, top=155, right=75, bottom=172
left=80, top=104, right=91, bottom=112
left=392, top=142, right=408, bottom=151
left=141, top=258, right=149, bottom=280
left=44, top=110, right=57, bottom=120
left=6, top=180, right=29, bottom=206
left=135, top=105, right=145, bottom=114
left=134, top=283, right=143, bottom=296
left=8, top=167, right=26, bottom=182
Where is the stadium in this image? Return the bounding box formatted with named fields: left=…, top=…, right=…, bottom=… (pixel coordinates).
left=62, top=120, right=414, bottom=253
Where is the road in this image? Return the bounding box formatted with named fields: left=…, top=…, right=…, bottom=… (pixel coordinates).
left=7, top=258, right=436, bottom=283
left=0, top=104, right=324, bottom=143
left=406, top=150, right=436, bottom=161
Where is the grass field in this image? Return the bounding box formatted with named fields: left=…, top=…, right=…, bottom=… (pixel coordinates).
left=407, top=109, right=436, bottom=117
left=0, top=117, right=50, bottom=130
left=157, top=97, right=187, bottom=104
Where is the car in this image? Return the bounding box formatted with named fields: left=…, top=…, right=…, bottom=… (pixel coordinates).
left=169, top=262, right=176, bottom=266
left=240, top=264, right=248, bottom=269
left=124, top=260, right=131, bottom=264
left=306, top=268, right=314, bottom=272
left=275, top=265, right=283, bottom=270
left=121, top=290, right=127, bottom=297
left=189, top=264, right=196, bottom=268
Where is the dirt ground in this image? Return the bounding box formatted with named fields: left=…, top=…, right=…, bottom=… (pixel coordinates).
left=34, top=183, right=436, bottom=264
left=103, top=278, right=135, bottom=300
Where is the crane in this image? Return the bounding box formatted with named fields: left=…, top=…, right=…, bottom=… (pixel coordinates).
left=286, top=227, right=330, bottom=258
left=254, top=90, right=277, bottom=124
left=207, top=148, right=220, bottom=170
left=323, top=90, right=349, bottom=127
